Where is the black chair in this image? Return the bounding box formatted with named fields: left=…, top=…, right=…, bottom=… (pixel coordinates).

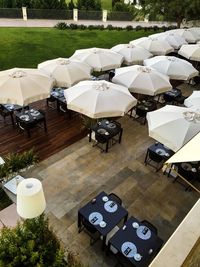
left=144, top=149, right=164, bottom=172
left=109, top=193, right=122, bottom=206
left=0, top=104, right=13, bottom=125
left=135, top=107, right=147, bottom=125
left=163, top=93, right=175, bottom=104
left=141, top=219, right=158, bottom=235
left=79, top=218, right=100, bottom=245
left=173, top=163, right=195, bottom=191
left=175, top=95, right=187, bottom=105
left=46, top=96, right=56, bottom=109
left=94, top=132, right=108, bottom=152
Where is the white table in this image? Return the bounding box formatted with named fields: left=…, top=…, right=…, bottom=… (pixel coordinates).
left=3, top=175, right=24, bottom=195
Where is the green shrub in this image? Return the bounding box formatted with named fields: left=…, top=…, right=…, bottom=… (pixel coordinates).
left=0, top=214, right=67, bottom=267
left=126, top=25, right=133, bottom=31
left=54, top=22, right=68, bottom=30
left=0, top=214, right=88, bottom=267
left=69, top=23, right=78, bottom=29
left=0, top=149, right=38, bottom=180
left=106, top=24, right=114, bottom=30
left=135, top=25, right=142, bottom=31
left=79, top=24, right=87, bottom=30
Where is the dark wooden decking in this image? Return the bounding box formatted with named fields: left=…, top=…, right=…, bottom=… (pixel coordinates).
left=0, top=100, right=87, bottom=161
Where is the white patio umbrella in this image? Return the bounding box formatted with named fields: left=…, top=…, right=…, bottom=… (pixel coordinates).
left=144, top=56, right=199, bottom=80
left=111, top=44, right=153, bottom=65
left=178, top=44, right=200, bottom=61
left=147, top=105, right=200, bottom=152
left=129, top=37, right=148, bottom=46
left=130, top=37, right=174, bottom=56
left=38, top=58, right=91, bottom=87
left=184, top=91, right=200, bottom=108
left=112, top=65, right=172, bottom=96
left=0, top=68, right=54, bottom=106
left=189, top=27, right=200, bottom=38
left=64, top=80, right=137, bottom=118
left=167, top=29, right=200, bottom=43
left=70, top=48, right=123, bottom=72
left=158, top=33, right=187, bottom=50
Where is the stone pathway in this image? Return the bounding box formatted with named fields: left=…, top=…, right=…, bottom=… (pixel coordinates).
left=0, top=18, right=175, bottom=28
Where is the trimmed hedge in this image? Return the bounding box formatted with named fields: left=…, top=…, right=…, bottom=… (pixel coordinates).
left=54, top=22, right=177, bottom=31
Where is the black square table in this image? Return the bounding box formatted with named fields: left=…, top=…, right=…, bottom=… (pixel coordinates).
left=50, top=88, right=71, bottom=117
left=163, top=88, right=182, bottom=103
left=133, top=100, right=157, bottom=125
left=89, top=120, right=123, bottom=153
left=108, top=217, right=163, bottom=267
left=15, top=108, right=47, bottom=138
left=78, top=191, right=128, bottom=250
left=0, top=104, right=23, bottom=126
left=145, top=142, right=174, bottom=162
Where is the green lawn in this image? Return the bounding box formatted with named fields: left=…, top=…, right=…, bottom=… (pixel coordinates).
left=0, top=28, right=159, bottom=70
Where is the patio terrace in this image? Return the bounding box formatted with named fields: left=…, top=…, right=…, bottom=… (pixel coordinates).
left=23, top=83, right=199, bottom=267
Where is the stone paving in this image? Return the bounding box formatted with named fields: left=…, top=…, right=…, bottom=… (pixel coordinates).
left=0, top=18, right=175, bottom=28
left=25, top=83, right=199, bottom=267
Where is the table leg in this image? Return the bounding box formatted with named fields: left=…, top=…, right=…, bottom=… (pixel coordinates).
left=56, top=100, right=60, bottom=112
left=89, top=129, right=92, bottom=142
left=119, top=128, right=123, bottom=144
left=105, top=140, right=109, bottom=153
left=78, top=212, right=82, bottom=232
left=44, top=118, right=47, bottom=132
left=124, top=213, right=128, bottom=223
left=144, top=149, right=149, bottom=164
left=10, top=114, right=14, bottom=127
left=102, top=235, right=106, bottom=251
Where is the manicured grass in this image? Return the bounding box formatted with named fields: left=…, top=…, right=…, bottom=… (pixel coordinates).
left=0, top=28, right=160, bottom=70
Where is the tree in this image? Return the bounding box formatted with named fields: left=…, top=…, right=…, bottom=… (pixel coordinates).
left=68, top=0, right=75, bottom=10
left=138, top=0, right=200, bottom=28
left=76, top=0, right=101, bottom=10
left=0, top=214, right=67, bottom=267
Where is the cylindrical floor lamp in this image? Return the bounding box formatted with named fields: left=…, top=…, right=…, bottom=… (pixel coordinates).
left=17, top=178, right=46, bottom=219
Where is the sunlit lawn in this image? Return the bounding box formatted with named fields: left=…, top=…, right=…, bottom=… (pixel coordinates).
left=0, top=27, right=159, bottom=70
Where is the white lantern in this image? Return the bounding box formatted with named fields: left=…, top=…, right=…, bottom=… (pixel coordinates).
left=17, top=178, right=46, bottom=219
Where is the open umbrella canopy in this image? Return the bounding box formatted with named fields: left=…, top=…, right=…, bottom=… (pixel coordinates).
left=189, top=27, right=200, bottom=38
left=158, top=33, right=187, bottom=50
left=184, top=91, right=200, bottom=108
left=167, top=29, right=200, bottom=43
left=64, top=80, right=137, bottom=119
left=147, top=105, right=200, bottom=152
left=178, top=44, right=200, bottom=62
left=129, top=37, right=148, bottom=46
left=112, top=65, right=172, bottom=96
left=130, top=37, right=174, bottom=56
left=111, top=44, right=153, bottom=65
left=70, top=48, right=123, bottom=72
left=38, top=57, right=91, bottom=87
left=144, top=56, right=199, bottom=80
left=0, top=68, right=54, bottom=106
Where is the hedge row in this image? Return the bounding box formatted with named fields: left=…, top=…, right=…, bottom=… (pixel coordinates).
left=54, top=22, right=177, bottom=31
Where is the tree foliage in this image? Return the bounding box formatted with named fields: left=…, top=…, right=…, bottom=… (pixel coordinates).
left=138, top=0, right=200, bottom=27
left=0, top=0, right=67, bottom=9
left=76, top=0, right=101, bottom=10
left=0, top=214, right=67, bottom=267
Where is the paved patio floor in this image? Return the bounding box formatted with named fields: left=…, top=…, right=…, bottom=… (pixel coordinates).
left=25, top=83, right=199, bottom=267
